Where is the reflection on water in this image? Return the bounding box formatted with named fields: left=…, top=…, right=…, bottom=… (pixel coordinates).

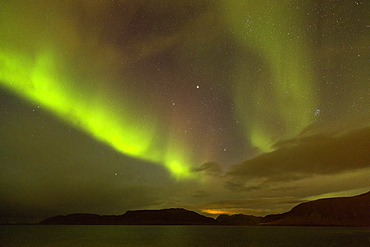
left=0, top=225, right=369, bottom=247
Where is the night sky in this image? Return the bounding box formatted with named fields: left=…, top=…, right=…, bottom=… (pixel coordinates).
left=0, top=0, right=369, bottom=223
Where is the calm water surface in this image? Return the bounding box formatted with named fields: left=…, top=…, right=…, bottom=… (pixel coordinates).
left=0, top=225, right=369, bottom=247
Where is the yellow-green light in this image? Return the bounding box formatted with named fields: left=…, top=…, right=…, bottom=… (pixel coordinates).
left=221, top=0, right=317, bottom=152
left=0, top=48, right=194, bottom=179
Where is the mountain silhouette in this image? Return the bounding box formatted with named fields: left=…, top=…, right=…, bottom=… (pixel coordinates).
left=262, top=191, right=370, bottom=226
left=40, top=192, right=369, bottom=226
left=40, top=208, right=218, bottom=225
left=216, top=214, right=262, bottom=226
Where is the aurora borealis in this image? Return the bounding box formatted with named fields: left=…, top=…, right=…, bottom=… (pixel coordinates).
left=1, top=0, right=369, bottom=223
left=224, top=0, right=317, bottom=152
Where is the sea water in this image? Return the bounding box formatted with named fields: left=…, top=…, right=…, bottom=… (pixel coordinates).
left=0, top=225, right=369, bottom=247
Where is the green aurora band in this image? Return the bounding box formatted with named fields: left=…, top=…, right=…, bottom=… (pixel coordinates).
left=0, top=47, right=193, bottom=179
left=0, top=0, right=320, bottom=177
left=221, top=0, right=317, bottom=152
left=0, top=1, right=200, bottom=180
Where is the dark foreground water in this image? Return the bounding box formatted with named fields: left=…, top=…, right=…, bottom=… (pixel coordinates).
left=0, top=225, right=369, bottom=247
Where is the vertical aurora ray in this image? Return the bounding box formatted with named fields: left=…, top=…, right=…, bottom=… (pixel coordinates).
left=221, top=0, right=317, bottom=152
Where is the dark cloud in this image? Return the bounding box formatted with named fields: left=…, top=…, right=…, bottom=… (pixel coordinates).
left=191, top=191, right=210, bottom=199
left=224, top=181, right=267, bottom=192
left=226, top=123, right=370, bottom=187
left=193, top=162, right=222, bottom=176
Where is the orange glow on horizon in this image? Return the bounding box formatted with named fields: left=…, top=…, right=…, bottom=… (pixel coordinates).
left=202, top=209, right=232, bottom=215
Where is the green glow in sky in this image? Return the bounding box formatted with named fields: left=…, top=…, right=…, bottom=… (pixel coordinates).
left=221, top=0, right=317, bottom=152
left=0, top=0, right=317, bottom=176
left=0, top=48, right=193, bottom=179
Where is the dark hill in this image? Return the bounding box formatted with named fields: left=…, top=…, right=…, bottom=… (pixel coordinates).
left=40, top=208, right=218, bottom=225
left=216, top=214, right=262, bottom=225
left=262, top=191, right=370, bottom=226
left=40, top=192, right=370, bottom=226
